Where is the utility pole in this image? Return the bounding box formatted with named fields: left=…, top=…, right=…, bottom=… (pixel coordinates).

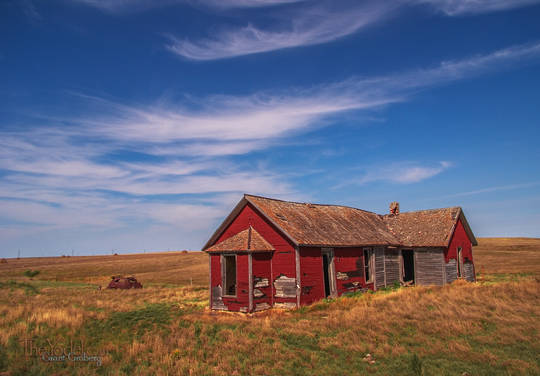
left=18, top=249, right=20, bottom=259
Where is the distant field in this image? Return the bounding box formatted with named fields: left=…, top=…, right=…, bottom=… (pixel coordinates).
left=474, top=237, right=540, bottom=275
left=0, top=251, right=208, bottom=287
left=1, top=237, right=538, bottom=287
left=0, top=238, right=538, bottom=375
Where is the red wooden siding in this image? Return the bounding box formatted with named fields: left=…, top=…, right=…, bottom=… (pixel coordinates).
left=299, top=247, right=325, bottom=305
left=252, top=252, right=273, bottom=308
left=208, top=198, right=475, bottom=312
left=215, top=203, right=296, bottom=305
left=334, top=248, right=367, bottom=295
left=445, top=219, right=474, bottom=263
left=210, top=253, right=221, bottom=287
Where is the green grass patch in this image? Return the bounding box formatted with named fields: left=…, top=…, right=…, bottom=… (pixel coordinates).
left=82, top=302, right=181, bottom=343
left=480, top=273, right=533, bottom=284
left=0, top=280, right=39, bottom=295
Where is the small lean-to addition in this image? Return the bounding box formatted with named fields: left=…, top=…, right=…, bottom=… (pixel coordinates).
left=203, top=195, right=477, bottom=313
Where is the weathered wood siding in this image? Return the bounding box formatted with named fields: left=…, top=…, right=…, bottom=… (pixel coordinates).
left=299, top=247, right=325, bottom=305
left=215, top=203, right=297, bottom=306
left=463, top=260, right=475, bottom=282
left=334, top=248, right=365, bottom=295
left=252, top=252, right=273, bottom=311
left=274, top=275, right=297, bottom=298
left=384, top=248, right=401, bottom=286
left=374, top=247, right=385, bottom=289
left=445, top=259, right=458, bottom=284
left=415, top=249, right=445, bottom=286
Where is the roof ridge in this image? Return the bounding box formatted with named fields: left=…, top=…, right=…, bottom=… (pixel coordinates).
left=383, top=206, right=461, bottom=217
left=244, top=193, right=378, bottom=215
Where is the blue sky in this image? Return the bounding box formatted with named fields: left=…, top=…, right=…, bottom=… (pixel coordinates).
left=1, top=0, right=540, bottom=257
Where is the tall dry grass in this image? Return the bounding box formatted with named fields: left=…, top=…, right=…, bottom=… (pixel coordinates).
left=0, top=251, right=208, bottom=286
left=474, top=237, right=540, bottom=275
left=0, top=238, right=539, bottom=375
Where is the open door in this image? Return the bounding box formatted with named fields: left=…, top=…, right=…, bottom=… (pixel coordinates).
left=402, top=250, right=415, bottom=284
left=322, top=248, right=336, bottom=298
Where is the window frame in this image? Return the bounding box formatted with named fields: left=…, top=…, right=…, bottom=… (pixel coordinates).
left=363, top=248, right=374, bottom=284
left=221, top=253, right=237, bottom=298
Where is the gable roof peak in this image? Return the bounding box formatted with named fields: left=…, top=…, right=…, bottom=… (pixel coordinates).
left=204, top=226, right=274, bottom=253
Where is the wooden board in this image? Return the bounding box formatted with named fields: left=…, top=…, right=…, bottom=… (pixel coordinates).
left=375, top=247, right=385, bottom=289
left=274, top=275, right=297, bottom=298
left=384, top=248, right=400, bottom=286
left=445, top=259, right=458, bottom=284
left=211, top=285, right=227, bottom=310
left=463, top=260, right=475, bottom=282
left=415, top=249, right=445, bottom=286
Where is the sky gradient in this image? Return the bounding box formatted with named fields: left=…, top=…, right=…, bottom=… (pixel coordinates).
left=1, top=0, right=540, bottom=257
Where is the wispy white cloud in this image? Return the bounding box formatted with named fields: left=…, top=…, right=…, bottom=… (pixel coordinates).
left=2, top=41, right=540, bottom=253
left=438, top=181, right=540, bottom=198
left=70, top=0, right=303, bottom=12
left=354, top=161, right=452, bottom=185
left=3, top=41, right=535, bottom=193
left=414, top=0, right=540, bottom=16
left=68, top=0, right=540, bottom=60
left=167, top=2, right=396, bottom=60
left=165, top=0, right=540, bottom=60
left=71, top=41, right=540, bottom=146
left=69, top=0, right=176, bottom=12
left=189, top=0, right=305, bottom=9
left=71, top=0, right=540, bottom=15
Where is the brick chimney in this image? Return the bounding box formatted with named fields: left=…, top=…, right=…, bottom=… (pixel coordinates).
left=389, top=201, right=399, bottom=215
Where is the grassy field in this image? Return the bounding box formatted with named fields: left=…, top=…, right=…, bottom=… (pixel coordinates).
left=0, top=238, right=538, bottom=375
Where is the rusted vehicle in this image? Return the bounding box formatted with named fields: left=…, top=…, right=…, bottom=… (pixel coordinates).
left=107, top=276, right=142, bottom=289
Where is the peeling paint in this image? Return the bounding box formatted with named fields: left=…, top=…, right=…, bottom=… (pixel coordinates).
left=274, top=275, right=297, bottom=298
left=253, top=277, right=269, bottom=288
left=274, top=302, right=297, bottom=309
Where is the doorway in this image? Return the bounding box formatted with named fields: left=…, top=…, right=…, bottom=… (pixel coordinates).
left=322, top=253, right=331, bottom=297
left=402, top=250, right=415, bottom=284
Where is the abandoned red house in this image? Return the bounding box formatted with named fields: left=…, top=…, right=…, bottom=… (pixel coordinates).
left=202, top=194, right=477, bottom=313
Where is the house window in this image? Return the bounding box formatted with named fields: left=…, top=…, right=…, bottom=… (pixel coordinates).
left=363, top=248, right=374, bottom=283
left=223, top=255, right=237, bottom=296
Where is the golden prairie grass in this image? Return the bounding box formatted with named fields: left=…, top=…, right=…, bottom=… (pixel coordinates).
left=474, top=237, right=540, bottom=275
left=0, top=251, right=208, bottom=286
left=0, top=238, right=538, bottom=375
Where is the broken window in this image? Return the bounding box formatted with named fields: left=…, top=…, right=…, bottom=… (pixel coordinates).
left=363, top=248, right=374, bottom=283
left=223, top=254, right=237, bottom=296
